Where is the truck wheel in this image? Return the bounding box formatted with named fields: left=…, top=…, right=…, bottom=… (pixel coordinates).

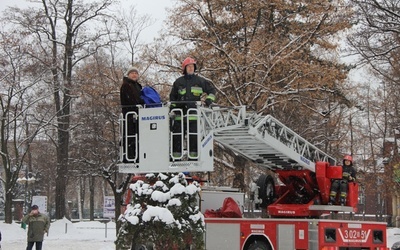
left=247, top=240, right=271, bottom=250
left=256, top=174, right=275, bottom=208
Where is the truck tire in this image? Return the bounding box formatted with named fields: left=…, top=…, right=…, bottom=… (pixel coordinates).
left=247, top=240, right=271, bottom=250
left=256, top=174, right=275, bottom=208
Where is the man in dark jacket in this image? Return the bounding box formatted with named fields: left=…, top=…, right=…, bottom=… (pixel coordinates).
left=169, top=57, right=216, bottom=160
left=329, top=155, right=357, bottom=206
left=22, top=205, right=50, bottom=250
left=120, top=66, right=145, bottom=163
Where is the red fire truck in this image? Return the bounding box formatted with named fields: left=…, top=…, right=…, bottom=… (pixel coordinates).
left=118, top=104, right=389, bottom=250
left=204, top=217, right=387, bottom=250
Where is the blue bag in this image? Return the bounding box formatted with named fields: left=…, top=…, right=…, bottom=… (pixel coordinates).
left=141, top=86, right=162, bottom=107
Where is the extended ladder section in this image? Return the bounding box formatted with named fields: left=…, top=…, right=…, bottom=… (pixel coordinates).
left=200, top=106, right=336, bottom=172
left=201, top=106, right=357, bottom=217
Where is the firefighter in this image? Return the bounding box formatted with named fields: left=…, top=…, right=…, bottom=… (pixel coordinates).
left=169, top=57, right=216, bottom=159
left=328, top=155, right=356, bottom=205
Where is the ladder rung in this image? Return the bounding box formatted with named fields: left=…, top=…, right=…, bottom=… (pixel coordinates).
left=201, top=106, right=336, bottom=172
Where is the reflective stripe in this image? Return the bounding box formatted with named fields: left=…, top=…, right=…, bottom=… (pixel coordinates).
left=206, top=93, right=216, bottom=101
left=189, top=152, right=198, bottom=158
left=175, top=116, right=197, bottom=121
left=178, top=89, right=186, bottom=95
left=188, top=116, right=197, bottom=121
left=191, top=87, right=203, bottom=96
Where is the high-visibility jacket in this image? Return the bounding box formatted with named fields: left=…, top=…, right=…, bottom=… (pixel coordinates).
left=169, top=74, right=216, bottom=111
left=342, top=164, right=356, bottom=181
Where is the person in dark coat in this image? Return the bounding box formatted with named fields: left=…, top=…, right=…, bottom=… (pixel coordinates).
left=22, top=205, right=50, bottom=250
left=329, top=155, right=357, bottom=205
left=120, top=66, right=145, bottom=163
left=169, top=57, right=216, bottom=160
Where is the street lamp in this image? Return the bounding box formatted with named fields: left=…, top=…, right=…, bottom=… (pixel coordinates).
left=17, top=176, right=36, bottom=185
left=17, top=173, right=36, bottom=213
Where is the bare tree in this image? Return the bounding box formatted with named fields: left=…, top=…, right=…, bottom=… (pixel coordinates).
left=2, top=0, right=117, bottom=219
left=0, top=28, right=52, bottom=223
left=117, top=5, right=153, bottom=65
left=347, top=0, right=400, bottom=154
left=348, top=0, right=400, bottom=79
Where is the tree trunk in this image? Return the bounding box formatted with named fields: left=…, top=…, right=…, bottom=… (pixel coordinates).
left=111, top=173, right=132, bottom=235
left=55, top=129, right=69, bottom=219
left=232, top=156, right=246, bottom=191
left=78, top=178, right=83, bottom=220
left=5, top=189, right=13, bottom=223
left=53, top=0, right=73, bottom=220
left=55, top=176, right=66, bottom=219
left=80, top=176, right=87, bottom=220
left=114, top=191, right=123, bottom=235
left=90, top=175, right=95, bottom=221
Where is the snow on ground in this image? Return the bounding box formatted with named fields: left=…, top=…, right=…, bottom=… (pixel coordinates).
left=2, top=218, right=400, bottom=249
left=1, top=218, right=116, bottom=250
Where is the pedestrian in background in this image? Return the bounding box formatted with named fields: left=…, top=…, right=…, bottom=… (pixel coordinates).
left=22, top=205, right=50, bottom=250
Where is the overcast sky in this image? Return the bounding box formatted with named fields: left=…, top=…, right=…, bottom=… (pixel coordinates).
left=0, top=0, right=173, bottom=42
left=120, top=0, right=173, bottom=41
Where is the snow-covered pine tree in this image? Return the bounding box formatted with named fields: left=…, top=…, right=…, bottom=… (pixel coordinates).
left=116, top=173, right=205, bottom=250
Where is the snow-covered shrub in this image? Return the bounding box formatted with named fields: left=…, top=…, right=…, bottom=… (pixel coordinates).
left=116, top=173, right=205, bottom=250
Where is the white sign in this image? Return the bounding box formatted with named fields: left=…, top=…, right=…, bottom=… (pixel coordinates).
left=103, top=196, right=115, bottom=218
left=31, top=196, right=48, bottom=214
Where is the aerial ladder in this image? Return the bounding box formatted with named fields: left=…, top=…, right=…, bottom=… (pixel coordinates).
left=118, top=103, right=358, bottom=217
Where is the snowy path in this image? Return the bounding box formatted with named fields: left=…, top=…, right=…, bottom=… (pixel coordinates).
left=2, top=239, right=115, bottom=250
left=1, top=218, right=116, bottom=250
